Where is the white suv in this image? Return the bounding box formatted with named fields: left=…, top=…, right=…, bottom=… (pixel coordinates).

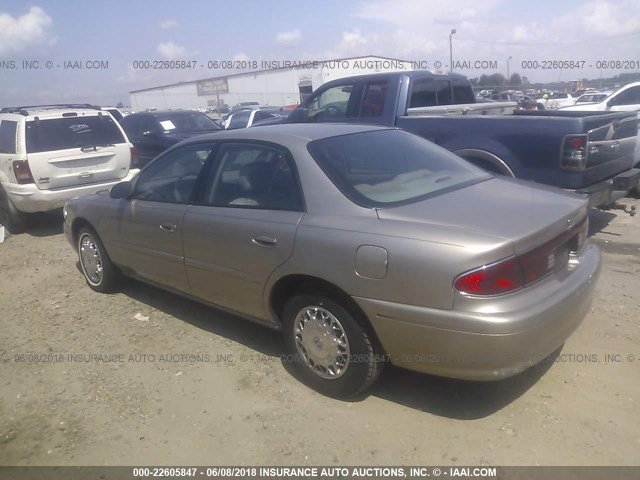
left=0, top=104, right=139, bottom=233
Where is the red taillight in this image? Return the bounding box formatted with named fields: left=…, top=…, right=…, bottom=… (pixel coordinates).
left=455, top=218, right=589, bottom=296
left=12, top=160, right=35, bottom=184
left=567, top=137, right=585, bottom=149
left=561, top=134, right=588, bottom=170
left=129, top=147, right=139, bottom=169
left=454, top=258, right=524, bottom=296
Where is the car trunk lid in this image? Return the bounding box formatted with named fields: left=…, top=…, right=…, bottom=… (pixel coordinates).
left=376, top=177, right=588, bottom=256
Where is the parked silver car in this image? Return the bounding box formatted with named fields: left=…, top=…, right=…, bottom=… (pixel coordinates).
left=63, top=124, right=601, bottom=397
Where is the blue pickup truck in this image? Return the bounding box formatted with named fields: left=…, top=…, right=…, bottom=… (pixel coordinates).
left=271, top=71, right=640, bottom=209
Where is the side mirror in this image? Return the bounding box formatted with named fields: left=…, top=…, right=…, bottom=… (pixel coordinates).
left=110, top=181, right=134, bottom=199
left=288, top=108, right=310, bottom=123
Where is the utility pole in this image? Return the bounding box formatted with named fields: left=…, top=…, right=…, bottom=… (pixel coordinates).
left=449, top=29, right=456, bottom=71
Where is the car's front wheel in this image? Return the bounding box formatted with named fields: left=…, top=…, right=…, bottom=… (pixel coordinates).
left=77, top=227, right=120, bottom=293
left=282, top=293, right=385, bottom=398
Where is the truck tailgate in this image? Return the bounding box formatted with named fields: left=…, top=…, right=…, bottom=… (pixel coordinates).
left=516, top=110, right=637, bottom=187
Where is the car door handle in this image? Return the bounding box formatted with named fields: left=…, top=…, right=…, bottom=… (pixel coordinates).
left=159, top=224, right=177, bottom=233
left=252, top=235, right=277, bottom=247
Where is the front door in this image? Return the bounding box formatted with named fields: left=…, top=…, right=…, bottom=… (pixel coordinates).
left=104, top=142, right=216, bottom=292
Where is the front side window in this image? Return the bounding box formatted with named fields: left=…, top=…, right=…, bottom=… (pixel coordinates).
left=25, top=115, right=126, bottom=153
left=308, top=129, right=489, bottom=208
left=307, top=83, right=354, bottom=122
left=0, top=120, right=18, bottom=154
left=199, top=143, right=302, bottom=211
left=133, top=144, right=214, bottom=203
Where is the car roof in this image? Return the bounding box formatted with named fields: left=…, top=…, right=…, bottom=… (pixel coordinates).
left=0, top=104, right=105, bottom=117
left=126, top=110, right=208, bottom=117
left=0, top=109, right=110, bottom=121
left=182, top=123, right=392, bottom=145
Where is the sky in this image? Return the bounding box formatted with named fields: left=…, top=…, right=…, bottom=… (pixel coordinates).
left=0, top=0, right=639, bottom=106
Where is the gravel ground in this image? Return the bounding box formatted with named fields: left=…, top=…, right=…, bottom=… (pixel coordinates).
left=0, top=199, right=639, bottom=466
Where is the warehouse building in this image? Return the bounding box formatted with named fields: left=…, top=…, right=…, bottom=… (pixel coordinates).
left=129, top=55, right=415, bottom=111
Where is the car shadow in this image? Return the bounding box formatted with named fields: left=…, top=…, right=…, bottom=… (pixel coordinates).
left=24, top=209, right=64, bottom=237
left=587, top=208, right=617, bottom=237
left=367, top=350, right=558, bottom=419
left=112, top=276, right=556, bottom=418
left=118, top=278, right=284, bottom=358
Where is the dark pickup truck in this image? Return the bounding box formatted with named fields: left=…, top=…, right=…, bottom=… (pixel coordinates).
left=272, top=71, right=640, bottom=208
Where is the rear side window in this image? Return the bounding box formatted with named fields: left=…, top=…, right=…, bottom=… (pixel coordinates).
left=0, top=120, right=18, bottom=154
left=227, top=111, right=251, bottom=129
left=253, top=110, right=281, bottom=123
left=198, top=143, right=303, bottom=211
left=25, top=115, right=126, bottom=153
left=360, top=82, right=388, bottom=118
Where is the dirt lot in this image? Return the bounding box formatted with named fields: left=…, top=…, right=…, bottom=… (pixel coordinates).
left=1, top=199, right=639, bottom=467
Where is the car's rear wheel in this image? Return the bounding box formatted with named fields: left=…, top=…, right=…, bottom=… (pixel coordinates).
left=77, top=227, right=120, bottom=293
left=282, top=292, right=385, bottom=398
left=0, top=186, right=28, bottom=234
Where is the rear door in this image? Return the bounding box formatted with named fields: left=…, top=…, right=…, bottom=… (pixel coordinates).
left=24, top=112, right=131, bottom=190
left=182, top=142, right=304, bottom=319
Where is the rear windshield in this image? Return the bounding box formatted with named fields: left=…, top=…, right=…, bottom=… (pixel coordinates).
left=307, top=129, right=489, bottom=208
left=154, top=112, right=221, bottom=133
left=25, top=115, right=126, bottom=153
left=409, top=78, right=476, bottom=108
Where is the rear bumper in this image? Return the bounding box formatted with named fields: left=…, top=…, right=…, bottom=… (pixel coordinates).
left=574, top=168, right=640, bottom=208
left=3, top=169, right=139, bottom=213
left=354, top=243, right=601, bottom=381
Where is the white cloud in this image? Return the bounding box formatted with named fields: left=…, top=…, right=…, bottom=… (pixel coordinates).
left=160, top=19, right=179, bottom=30
left=334, top=0, right=640, bottom=82
left=353, top=0, right=496, bottom=27
left=233, top=52, right=250, bottom=62
left=276, top=29, right=302, bottom=47
left=323, top=29, right=380, bottom=59
left=0, top=7, right=56, bottom=55
left=156, top=41, right=196, bottom=60
left=341, top=29, right=368, bottom=49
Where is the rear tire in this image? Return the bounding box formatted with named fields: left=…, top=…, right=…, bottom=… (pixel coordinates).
left=0, top=186, right=28, bottom=234
left=282, top=292, right=385, bottom=398
left=77, top=227, right=120, bottom=293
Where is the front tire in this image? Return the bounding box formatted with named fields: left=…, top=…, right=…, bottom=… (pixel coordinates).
left=0, top=187, right=28, bottom=234
left=77, top=227, right=120, bottom=293
left=282, top=293, right=385, bottom=398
